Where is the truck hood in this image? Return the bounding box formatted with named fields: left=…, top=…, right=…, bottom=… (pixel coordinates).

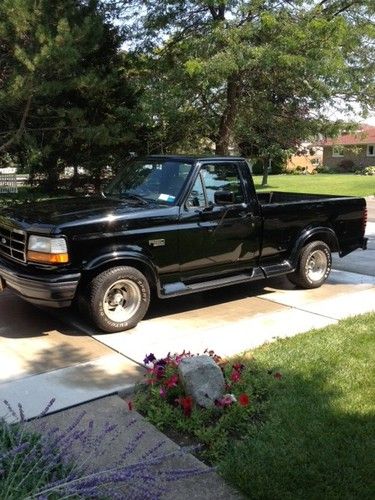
left=1, top=196, right=150, bottom=229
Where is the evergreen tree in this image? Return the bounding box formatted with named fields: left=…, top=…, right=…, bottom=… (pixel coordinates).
left=0, top=0, right=137, bottom=191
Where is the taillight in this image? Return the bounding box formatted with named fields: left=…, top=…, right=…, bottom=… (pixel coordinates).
left=362, top=207, right=368, bottom=234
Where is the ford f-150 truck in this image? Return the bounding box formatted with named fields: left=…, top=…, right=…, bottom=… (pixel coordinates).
left=0, top=156, right=368, bottom=332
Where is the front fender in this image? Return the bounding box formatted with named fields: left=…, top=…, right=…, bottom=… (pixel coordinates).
left=288, top=226, right=340, bottom=267
left=83, top=249, right=158, bottom=287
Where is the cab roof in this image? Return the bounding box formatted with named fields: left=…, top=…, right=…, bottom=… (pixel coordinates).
left=143, top=154, right=245, bottom=163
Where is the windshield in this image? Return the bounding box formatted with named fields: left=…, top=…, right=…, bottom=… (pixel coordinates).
left=103, top=159, right=194, bottom=204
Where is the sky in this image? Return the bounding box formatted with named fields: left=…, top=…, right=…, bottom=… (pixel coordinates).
left=323, top=101, right=375, bottom=126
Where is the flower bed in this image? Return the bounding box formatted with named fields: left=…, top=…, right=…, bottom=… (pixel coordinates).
left=134, top=350, right=283, bottom=464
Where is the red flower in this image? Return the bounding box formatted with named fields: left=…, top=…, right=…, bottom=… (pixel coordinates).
left=178, top=396, right=193, bottom=417
left=274, top=372, right=283, bottom=380
left=238, top=394, right=250, bottom=407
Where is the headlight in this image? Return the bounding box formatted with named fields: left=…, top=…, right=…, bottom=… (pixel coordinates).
left=27, top=236, right=69, bottom=264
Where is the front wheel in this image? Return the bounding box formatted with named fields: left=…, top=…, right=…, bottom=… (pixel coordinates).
left=288, top=241, right=332, bottom=289
left=84, top=266, right=150, bottom=332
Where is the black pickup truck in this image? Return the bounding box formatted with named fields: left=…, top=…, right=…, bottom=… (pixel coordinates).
left=0, top=156, right=368, bottom=332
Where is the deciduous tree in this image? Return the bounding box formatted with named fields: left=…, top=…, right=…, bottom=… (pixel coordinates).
left=120, top=0, right=375, bottom=173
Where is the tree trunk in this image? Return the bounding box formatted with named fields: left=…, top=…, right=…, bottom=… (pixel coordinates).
left=215, top=75, right=240, bottom=155
left=44, top=157, right=59, bottom=193
left=0, top=95, right=32, bottom=153
left=261, top=158, right=269, bottom=186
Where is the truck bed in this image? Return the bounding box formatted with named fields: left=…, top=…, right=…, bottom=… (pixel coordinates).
left=257, top=191, right=348, bottom=205
left=257, top=191, right=367, bottom=265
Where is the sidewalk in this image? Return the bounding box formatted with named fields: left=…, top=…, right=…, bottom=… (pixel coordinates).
left=27, top=395, right=241, bottom=499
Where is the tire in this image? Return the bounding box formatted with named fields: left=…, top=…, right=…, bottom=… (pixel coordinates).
left=84, top=266, right=150, bottom=332
left=287, top=241, right=332, bottom=289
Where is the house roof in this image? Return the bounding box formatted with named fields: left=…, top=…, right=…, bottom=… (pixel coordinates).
left=321, top=124, right=375, bottom=146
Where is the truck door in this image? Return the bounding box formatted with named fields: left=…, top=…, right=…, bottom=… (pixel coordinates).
left=179, top=161, right=261, bottom=276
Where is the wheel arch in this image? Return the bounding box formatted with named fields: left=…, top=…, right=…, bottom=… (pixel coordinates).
left=80, top=252, right=159, bottom=292
left=289, top=226, right=339, bottom=268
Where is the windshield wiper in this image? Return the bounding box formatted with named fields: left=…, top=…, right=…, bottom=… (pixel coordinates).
left=125, top=193, right=149, bottom=205
left=120, top=193, right=149, bottom=205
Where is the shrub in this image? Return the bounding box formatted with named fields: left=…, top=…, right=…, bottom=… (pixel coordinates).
left=362, top=166, right=375, bottom=176
left=338, top=159, right=356, bottom=172
left=315, top=165, right=337, bottom=174
left=251, top=159, right=284, bottom=175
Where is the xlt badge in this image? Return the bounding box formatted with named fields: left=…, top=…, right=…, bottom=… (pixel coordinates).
left=149, top=239, right=165, bottom=247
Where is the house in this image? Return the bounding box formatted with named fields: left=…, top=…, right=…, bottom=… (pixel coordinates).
left=321, top=124, right=375, bottom=171
left=286, top=144, right=323, bottom=173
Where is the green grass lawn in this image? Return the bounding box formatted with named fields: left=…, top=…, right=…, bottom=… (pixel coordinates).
left=221, top=313, right=375, bottom=499
left=253, top=174, right=375, bottom=197
left=135, top=313, right=375, bottom=498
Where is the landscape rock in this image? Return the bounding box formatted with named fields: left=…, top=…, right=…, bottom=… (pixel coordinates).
left=178, top=355, right=225, bottom=408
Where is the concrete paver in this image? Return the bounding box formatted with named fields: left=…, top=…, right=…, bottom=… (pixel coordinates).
left=332, top=221, right=375, bottom=277
left=0, top=290, right=118, bottom=383
left=366, top=198, right=375, bottom=222
left=289, top=287, right=375, bottom=320
left=0, top=353, right=145, bottom=421
left=75, top=270, right=372, bottom=362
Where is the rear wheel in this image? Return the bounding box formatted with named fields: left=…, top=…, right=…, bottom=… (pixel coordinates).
left=84, top=266, right=150, bottom=332
left=288, top=241, right=332, bottom=289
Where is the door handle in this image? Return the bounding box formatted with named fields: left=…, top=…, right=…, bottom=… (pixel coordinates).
left=239, top=211, right=254, bottom=219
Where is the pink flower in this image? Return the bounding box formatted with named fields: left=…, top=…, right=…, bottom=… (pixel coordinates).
left=165, top=374, right=179, bottom=388
left=215, top=394, right=237, bottom=408
left=159, top=387, right=166, bottom=398
left=230, top=370, right=241, bottom=383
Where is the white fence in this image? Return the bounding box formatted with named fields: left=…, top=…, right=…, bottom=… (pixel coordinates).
left=0, top=174, right=18, bottom=194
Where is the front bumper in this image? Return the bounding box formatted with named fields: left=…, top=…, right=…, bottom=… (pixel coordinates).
left=0, top=257, right=81, bottom=308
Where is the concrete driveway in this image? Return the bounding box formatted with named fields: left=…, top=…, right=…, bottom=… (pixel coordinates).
left=1, top=215, right=374, bottom=419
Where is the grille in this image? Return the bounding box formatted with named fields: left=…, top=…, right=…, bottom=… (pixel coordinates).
left=0, top=225, right=26, bottom=263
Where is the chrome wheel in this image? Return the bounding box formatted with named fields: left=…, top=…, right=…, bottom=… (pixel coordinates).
left=103, top=279, right=142, bottom=323
left=305, top=250, right=327, bottom=283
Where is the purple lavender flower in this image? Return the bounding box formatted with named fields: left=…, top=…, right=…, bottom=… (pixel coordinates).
left=1, top=399, right=213, bottom=499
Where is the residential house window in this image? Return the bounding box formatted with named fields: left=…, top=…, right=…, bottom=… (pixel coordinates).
left=367, top=145, right=375, bottom=157
left=332, top=146, right=344, bottom=157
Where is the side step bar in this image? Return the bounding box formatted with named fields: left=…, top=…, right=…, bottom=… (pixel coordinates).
left=161, top=268, right=265, bottom=298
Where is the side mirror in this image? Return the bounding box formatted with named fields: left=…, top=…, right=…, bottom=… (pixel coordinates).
left=214, top=190, right=235, bottom=205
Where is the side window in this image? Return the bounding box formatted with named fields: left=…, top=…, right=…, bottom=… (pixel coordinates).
left=186, top=174, right=206, bottom=207
left=201, top=163, right=244, bottom=205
